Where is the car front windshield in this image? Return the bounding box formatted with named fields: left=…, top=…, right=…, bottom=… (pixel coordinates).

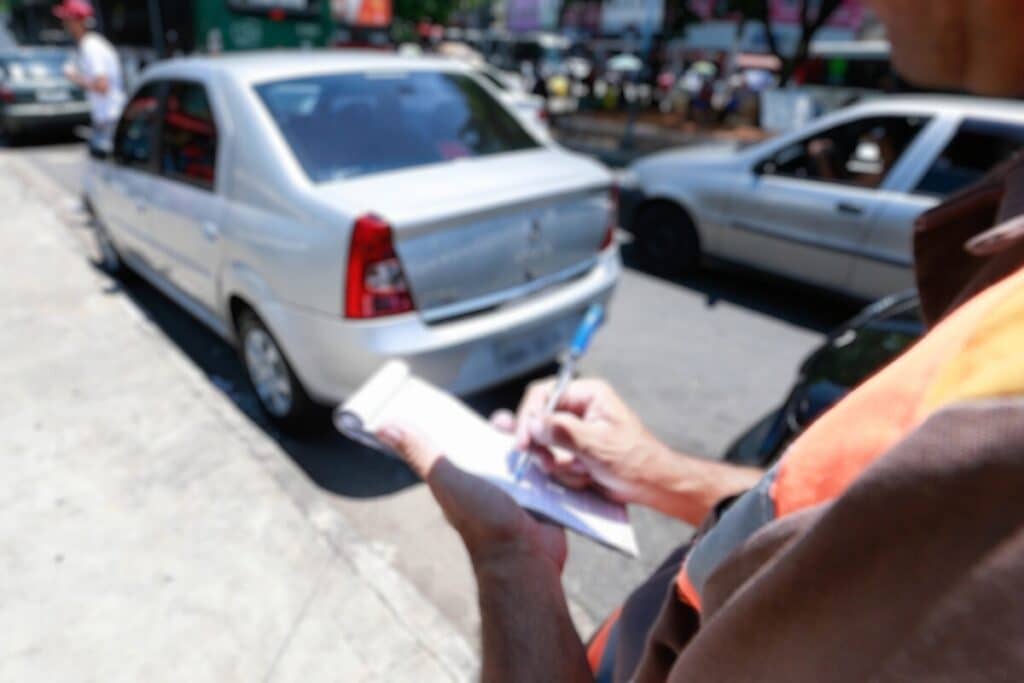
left=256, top=70, right=540, bottom=182
left=806, top=301, right=923, bottom=389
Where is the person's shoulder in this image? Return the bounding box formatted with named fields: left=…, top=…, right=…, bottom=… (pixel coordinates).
left=83, top=32, right=116, bottom=56
left=923, top=270, right=1024, bottom=411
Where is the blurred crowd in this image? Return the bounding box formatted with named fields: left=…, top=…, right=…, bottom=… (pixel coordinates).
left=399, top=27, right=777, bottom=128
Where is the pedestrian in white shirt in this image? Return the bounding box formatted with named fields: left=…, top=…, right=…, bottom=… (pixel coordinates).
left=53, top=0, right=124, bottom=151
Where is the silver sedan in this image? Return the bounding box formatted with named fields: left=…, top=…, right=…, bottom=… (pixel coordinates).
left=86, top=52, right=620, bottom=430
left=622, top=95, right=1024, bottom=300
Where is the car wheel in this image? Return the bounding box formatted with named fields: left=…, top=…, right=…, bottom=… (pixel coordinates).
left=92, top=214, right=123, bottom=274
left=0, top=119, right=17, bottom=146
left=632, top=202, right=700, bottom=276
left=237, top=309, right=319, bottom=433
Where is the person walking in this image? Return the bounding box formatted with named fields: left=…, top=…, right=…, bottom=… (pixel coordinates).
left=54, top=0, right=124, bottom=152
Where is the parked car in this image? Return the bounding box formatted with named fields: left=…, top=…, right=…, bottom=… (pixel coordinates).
left=0, top=47, right=89, bottom=139
left=621, top=96, right=1024, bottom=300
left=724, top=289, right=923, bottom=468
left=86, top=52, right=621, bottom=430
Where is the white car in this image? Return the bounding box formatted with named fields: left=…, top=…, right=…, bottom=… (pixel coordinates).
left=622, top=96, right=1024, bottom=300
left=87, top=51, right=620, bottom=430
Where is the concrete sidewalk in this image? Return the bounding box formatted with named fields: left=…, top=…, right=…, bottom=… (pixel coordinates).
left=0, top=153, right=477, bottom=681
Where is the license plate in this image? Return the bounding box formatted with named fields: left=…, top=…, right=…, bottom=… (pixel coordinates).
left=37, top=88, right=70, bottom=103
left=494, top=319, right=574, bottom=370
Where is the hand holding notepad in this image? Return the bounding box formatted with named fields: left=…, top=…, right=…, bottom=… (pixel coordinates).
left=334, top=361, right=638, bottom=556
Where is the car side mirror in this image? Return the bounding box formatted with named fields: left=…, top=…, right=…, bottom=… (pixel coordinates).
left=754, top=158, right=777, bottom=176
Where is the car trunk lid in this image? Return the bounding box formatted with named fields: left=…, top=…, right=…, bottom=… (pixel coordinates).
left=317, top=149, right=613, bottom=322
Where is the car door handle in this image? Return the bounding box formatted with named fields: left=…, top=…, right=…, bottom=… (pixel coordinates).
left=836, top=202, right=864, bottom=216
left=201, top=221, right=220, bottom=241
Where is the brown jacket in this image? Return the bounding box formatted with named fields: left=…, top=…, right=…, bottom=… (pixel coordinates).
left=617, top=154, right=1024, bottom=682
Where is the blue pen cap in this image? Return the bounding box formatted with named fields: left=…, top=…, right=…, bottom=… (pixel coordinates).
left=570, top=304, right=606, bottom=357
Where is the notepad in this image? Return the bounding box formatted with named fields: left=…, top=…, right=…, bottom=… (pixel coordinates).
left=334, top=361, right=638, bottom=556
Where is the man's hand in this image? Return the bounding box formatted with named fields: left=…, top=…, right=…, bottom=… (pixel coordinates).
left=90, top=75, right=110, bottom=95
left=376, top=424, right=566, bottom=572
left=63, top=63, right=109, bottom=95
left=63, top=62, right=83, bottom=86
left=512, top=378, right=673, bottom=506
left=508, top=378, right=764, bottom=526
left=377, top=424, right=592, bottom=682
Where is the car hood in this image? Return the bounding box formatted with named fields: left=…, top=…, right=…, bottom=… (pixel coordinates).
left=631, top=142, right=742, bottom=173
left=624, top=142, right=748, bottom=192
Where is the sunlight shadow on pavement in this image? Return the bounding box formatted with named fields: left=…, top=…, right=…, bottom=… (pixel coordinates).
left=619, top=241, right=863, bottom=334
left=89, top=257, right=549, bottom=500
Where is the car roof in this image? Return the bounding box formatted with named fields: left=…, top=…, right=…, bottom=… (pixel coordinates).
left=143, top=50, right=471, bottom=86
left=848, top=94, right=1024, bottom=123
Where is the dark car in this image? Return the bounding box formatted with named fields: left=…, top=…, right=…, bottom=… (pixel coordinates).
left=0, top=48, right=90, bottom=140
left=724, top=290, right=924, bottom=468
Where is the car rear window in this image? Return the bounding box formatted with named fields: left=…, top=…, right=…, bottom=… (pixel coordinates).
left=0, top=54, right=67, bottom=83
left=255, top=70, right=540, bottom=182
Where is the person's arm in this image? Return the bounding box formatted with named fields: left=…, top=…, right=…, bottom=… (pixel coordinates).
left=475, top=550, right=591, bottom=682
left=63, top=63, right=86, bottom=89
left=640, top=440, right=764, bottom=526
left=66, top=44, right=111, bottom=94
left=509, top=379, right=763, bottom=527
left=807, top=137, right=839, bottom=180
left=68, top=72, right=109, bottom=94
left=376, top=426, right=593, bottom=682
left=88, top=74, right=110, bottom=94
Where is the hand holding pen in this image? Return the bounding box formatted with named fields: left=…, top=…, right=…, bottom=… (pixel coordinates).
left=513, top=304, right=606, bottom=483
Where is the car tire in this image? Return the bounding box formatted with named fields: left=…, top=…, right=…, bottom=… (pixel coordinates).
left=92, top=213, right=124, bottom=274
left=236, top=309, right=320, bottom=434
left=632, top=201, right=701, bottom=276
left=0, top=119, right=18, bottom=146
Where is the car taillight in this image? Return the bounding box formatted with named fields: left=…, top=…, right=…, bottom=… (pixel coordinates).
left=0, top=86, right=15, bottom=104
left=345, top=214, right=415, bottom=319
left=600, top=185, right=618, bottom=251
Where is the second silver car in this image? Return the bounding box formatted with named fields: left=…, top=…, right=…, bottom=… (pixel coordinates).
left=623, top=95, right=1024, bottom=300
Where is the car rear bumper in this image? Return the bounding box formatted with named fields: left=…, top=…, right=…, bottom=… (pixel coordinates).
left=1, top=102, right=91, bottom=131
left=615, top=170, right=646, bottom=231
left=267, top=247, right=622, bottom=405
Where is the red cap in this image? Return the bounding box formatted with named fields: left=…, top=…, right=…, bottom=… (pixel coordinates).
left=53, top=0, right=94, bottom=21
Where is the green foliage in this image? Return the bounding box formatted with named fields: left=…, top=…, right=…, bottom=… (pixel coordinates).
left=718, top=0, right=845, bottom=84
left=393, top=0, right=458, bottom=23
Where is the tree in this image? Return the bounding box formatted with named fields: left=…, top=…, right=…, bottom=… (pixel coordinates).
left=667, top=2, right=702, bottom=37
left=726, top=0, right=845, bottom=85
left=393, top=0, right=458, bottom=24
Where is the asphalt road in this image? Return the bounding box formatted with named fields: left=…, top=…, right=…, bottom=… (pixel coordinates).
left=17, top=136, right=862, bottom=641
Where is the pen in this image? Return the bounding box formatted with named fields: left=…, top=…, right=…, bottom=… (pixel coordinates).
left=513, top=303, right=606, bottom=483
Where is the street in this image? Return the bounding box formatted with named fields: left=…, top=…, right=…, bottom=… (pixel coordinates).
left=12, top=136, right=860, bottom=643
left=8, top=0, right=1024, bottom=676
